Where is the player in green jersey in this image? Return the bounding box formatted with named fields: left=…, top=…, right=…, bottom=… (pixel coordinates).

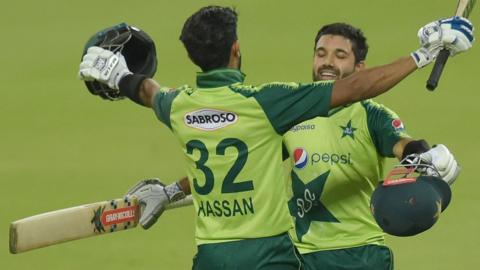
left=78, top=6, right=473, bottom=270
left=283, top=23, right=461, bottom=270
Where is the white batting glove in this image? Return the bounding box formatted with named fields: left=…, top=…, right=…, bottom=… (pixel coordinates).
left=418, top=144, right=461, bottom=185
left=412, top=16, right=475, bottom=68
left=440, top=16, right=474, bottom=56
left=126, top=179, right=186, bottom=229
left=79, top=46, right=132, bottom=90
left=412, top=21, right=443, bottom=68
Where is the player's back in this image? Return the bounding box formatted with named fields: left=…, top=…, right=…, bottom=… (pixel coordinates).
left=152, top=68, right=333, bottom=244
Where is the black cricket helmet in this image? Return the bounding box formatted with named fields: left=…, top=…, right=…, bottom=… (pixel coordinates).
left=370, top=164, right=451, bottom=237
left=82, top=23, right=157, bottom=100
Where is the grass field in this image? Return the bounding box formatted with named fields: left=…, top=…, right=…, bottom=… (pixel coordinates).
left=1, top=0, right=479, bottom=269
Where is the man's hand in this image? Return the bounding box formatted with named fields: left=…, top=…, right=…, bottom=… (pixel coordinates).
left=126, top=179, right=169, bottom=229
left=440, top=16, right=474, bottom=56
left=412, top=20, right=443, bottom=68
left=418, top=144, right=460, bottom=185
left=404, top=145, right=460, bottom=185
left=79, top=46, right=132, bottom=90
left=412, top=16, right=475, bottom=68
left=126, top=179, right=186, bottom=229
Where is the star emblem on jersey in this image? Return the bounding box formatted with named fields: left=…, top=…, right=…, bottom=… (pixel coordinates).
left=340, top=120, right=357, bottom=139
left=288, top=171, right=339, bottom=242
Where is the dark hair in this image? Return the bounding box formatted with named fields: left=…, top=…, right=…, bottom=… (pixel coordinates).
left=180, top=6, right=238, bottom=71
left=314, top=23, right=368, bottom=63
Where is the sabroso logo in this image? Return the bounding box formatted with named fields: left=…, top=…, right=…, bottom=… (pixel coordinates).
left=293, top=148, right=308, bottom=169
left=184, top=109, right=238, bottom=131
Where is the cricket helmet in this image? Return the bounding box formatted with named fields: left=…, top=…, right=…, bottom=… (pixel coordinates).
left=370, top=165, right=451, bottom=237
left=82, top=23, right=157, bottom=100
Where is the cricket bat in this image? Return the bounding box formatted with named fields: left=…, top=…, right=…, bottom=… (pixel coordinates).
left=9, top=195, right=193, bottom=254
left=426, top=0, right=476, bottom=90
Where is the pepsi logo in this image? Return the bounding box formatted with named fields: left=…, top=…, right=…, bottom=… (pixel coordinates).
left=293, top=148, right=308, bottom=169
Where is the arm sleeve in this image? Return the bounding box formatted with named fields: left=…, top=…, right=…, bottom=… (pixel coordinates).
left=152, top=88, right=180, bottom=129
left=253, top=81, right=333, bottom=134
left=362, top=100, right=411, bottom=157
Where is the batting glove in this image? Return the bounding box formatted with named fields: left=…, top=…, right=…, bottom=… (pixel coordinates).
left=79, top=46, right=132, bottom=90
left=412, top=16, right=475, bottom=68
left=418, top=144, right=460, bottom=185
left=440, top=16, right=475, bottom=56
left=412, top=20, right=443, bottom=68
left=404, top=144, right=460, bottom=185
left=126, top=179, right=186, bottom=229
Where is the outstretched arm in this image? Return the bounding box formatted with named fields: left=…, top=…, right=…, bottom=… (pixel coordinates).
left=330, top=17, right=474, bottom=108
left=331, top=57, right=416, bottom=108
left=78, top=49, right=162, bottom=108
left=117, top=75, right=160, bottom=108
left=139, top=79, right=160, bottom=108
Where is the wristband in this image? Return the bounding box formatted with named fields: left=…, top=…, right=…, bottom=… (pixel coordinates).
left=118, top=74, right=147, bottom=106
left=164, top=182, right=186, bottom=202
left=401, top=139, right=431, bottom=160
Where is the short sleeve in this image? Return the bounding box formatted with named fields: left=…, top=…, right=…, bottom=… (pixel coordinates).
left=362, top=100, right=411, bottom=157
left=152, top=88, right=180, bottom=129
left=253, top=81, right=333, bottom=134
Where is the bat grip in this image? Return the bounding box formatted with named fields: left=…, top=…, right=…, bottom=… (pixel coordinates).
left=426, top=49, right=450, bottom=91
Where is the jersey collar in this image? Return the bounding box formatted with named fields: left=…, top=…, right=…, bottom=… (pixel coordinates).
left=196, top=68, right=246, bottom=88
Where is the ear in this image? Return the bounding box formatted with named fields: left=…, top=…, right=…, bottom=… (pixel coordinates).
left=227, top=40, right=241, bottom=68
left=355, top=60, right=366, bottom=71
left=231, top=41, right=240, bottom=57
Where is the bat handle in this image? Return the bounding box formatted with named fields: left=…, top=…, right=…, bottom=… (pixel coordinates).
left=426, top=49, right=450, bottom=91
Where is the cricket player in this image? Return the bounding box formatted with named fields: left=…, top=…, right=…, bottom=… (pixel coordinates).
left=78, top=6, right=473, bottom=270
left=283, top=22, right=461, bottom=270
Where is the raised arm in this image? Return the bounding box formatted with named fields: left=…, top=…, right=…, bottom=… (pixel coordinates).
left=118, top=75, right=160, bottom=108
left=78, top=48, right=164, bottom=108
left=329, top=17, right=474, bottom=108
left=331, top=57, right=415, bottom=108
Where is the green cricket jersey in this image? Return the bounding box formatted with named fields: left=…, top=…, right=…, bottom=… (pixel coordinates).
left=283, top=100, right=410, bottom=254
left=152, top=68, right=333, bottom=245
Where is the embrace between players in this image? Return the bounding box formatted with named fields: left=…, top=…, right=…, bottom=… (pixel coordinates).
left=79, top=6, right=472, bottom=270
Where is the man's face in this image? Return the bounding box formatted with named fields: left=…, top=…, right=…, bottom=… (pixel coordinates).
left=312, top=34, right=364, bottom=81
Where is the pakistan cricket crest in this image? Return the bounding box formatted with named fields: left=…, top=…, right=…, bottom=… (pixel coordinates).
left=340, top=120, right=357, bottom=139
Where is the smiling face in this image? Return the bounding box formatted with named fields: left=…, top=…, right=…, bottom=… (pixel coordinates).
left=312, top=34, right=364, bottom=81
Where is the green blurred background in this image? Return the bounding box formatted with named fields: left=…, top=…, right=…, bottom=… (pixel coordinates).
left=1, top=0, right=478, bottom=269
